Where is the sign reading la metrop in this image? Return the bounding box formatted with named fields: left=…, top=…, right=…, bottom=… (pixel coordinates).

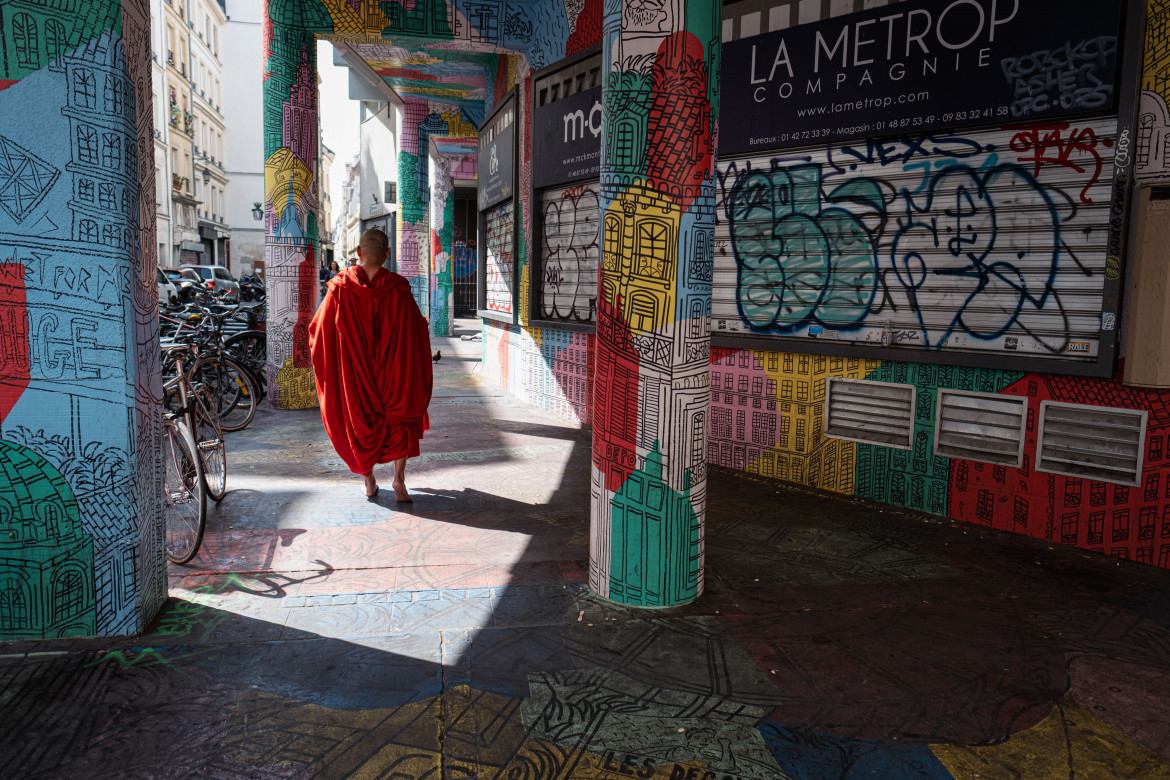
left=533, top=86, right=602, bottom=189
left=478, top=95, right=516, bottom=210
left=719, top=0, right=1123, bottom=154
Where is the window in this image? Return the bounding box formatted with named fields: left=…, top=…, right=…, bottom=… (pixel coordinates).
left=79, top=219, right=98, bottom=242
left=635, top=221, right=669, bottom=277
left=738, top=375, right=748, bottom=393
left=104, top=75, right=123, bottom=113
left=13, top=13, right=39, bottom=69
left=78, top=179, right=94, bottom=202
left=615, top=121, right=636, bottom=167
left=1140, top=506, right=1156, bottom=540
left=1113, top=509, right=1131, bottom=543
left=736, top=410, right=745, bottom=441
left=102, top=224, right=120, bottom=246
left=52, top=570, right=84, bottom=619
left=101, top=133, right=122, bottom=169
left=0, top=580, right=29, bottom=631
left=98, top=183, right=116, bottom=209
left=73, top=70, right=97, bottom=109
left=1088, top=511, right=1105, bottom=545
left=77, top=125, right=99, bottom=164
left=45, top=19, right=67, bottom=62
left=976, top=489, right=994, bottom=523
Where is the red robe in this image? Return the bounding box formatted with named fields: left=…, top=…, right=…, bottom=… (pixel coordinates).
left=309, top=265, right=433, bottom=476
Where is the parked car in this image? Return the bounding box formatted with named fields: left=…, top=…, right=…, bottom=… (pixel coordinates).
left=164, top=267, right=202, bottom=302
left=157, top=268, right=179, bottom=306
left=180, top=264, right=240, bottom=302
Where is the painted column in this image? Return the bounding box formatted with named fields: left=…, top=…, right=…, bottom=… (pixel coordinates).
left=588, top=0, right=721, bottom=605
left=0, top=0, right=165, bottom=638
left=262, top=4, right=320, bottom=409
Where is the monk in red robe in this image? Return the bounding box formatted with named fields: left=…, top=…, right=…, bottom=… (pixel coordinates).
left=309, top=228, right=432, bottom=501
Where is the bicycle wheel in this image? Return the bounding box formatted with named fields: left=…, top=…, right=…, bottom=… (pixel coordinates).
left=163, top=418, right=206, bottom=564
left=192, top=386, right=227, bottom=501
left=223, top=330, right=268, bottom=401
left=190, top=354, right=258, bottom=432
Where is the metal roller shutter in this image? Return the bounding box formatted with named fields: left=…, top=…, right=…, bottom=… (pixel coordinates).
left=538, top=180, right=600, bottom=324
left=484, top=200, right=514, bottom=315
left=712, top=117, right=1118, bottom=363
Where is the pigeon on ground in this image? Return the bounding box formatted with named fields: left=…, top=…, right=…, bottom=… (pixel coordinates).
left=433, top=350, right=442, bottom=362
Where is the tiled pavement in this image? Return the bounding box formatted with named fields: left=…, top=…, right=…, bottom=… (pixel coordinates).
left=5, top=321, right=1170, bottom=777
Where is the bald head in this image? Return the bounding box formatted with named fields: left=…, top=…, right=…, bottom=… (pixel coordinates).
left=358, top=229, right=390, bottom=266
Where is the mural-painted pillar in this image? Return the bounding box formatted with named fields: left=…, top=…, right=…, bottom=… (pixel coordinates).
left=397, top=98, right=433, bottom=323
left=262, top=4, right=320, bottom=409
left=589, top=0, right=720, bottom=606
left=0, top=0, right=165, bottom=638
left=429, top=150, right=455, bottom=338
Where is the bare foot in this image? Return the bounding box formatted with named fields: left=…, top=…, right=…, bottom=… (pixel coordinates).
left=392, top=480, right=412, bottom=503
left=363, top=473, right=378, bottom=497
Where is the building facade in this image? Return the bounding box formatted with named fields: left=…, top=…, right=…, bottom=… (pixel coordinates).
left=189, top=0, right=229, bottom=266
left=221, top=0, right=265, bottom=275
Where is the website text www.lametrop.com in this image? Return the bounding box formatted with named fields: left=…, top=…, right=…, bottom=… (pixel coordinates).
left=747, top=89, right=1022, bottom=146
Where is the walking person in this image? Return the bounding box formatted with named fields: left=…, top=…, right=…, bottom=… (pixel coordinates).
left=309, top=229, right=433, bottom=501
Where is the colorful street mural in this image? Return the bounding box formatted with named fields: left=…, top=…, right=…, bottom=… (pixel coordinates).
left=429, top=142, right=476, bottom=336
left=261, top=0, right=603, bottom=405
left=0, top=0, right=164, bottom=639
left=397, top=98, right=476, bottom=332
left=474, top=0, right=1170, bottom=574
left=588, top=0, right=721, bottom=606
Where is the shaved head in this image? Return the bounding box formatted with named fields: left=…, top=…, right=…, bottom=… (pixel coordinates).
left=359, top=229, right=390, bottom=265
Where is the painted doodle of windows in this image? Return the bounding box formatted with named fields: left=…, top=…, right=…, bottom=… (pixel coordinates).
left=616, top=121, right=636, bottom=168
left=52, top=569, right=84, bottom=620
left=0, top=579, right=29, bottom=631
left=102, top=224, right=120, bottom=246
left=636, top=221, right=668, bottom=278
left=77, top=125, right=99, bottom=164
left=104, top=75, right=124, bottom=114
left=98, top=183, right=116, bottom=209
left=73, top=69, right=97, bottom=109
left=78, top=179, right=94, bottom=202
left=101, top=134, right=122, bottom=170
left=629, top=292, right=657, bottom=332
left=45, top=19, right=67, bottom=63
left=13, top=13, right=40, bottom=69
left=79, top=219, right=98, bottom=242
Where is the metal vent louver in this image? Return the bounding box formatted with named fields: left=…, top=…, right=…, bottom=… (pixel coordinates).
left=824, top=378, right=915, bottom=450
left=1036, top=401, right=1148, bottom=487
left=933, top=390, right=1028, bottom=467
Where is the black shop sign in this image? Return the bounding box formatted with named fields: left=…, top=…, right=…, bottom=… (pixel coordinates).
left=533, top=86, right=602, bottom=189
left=478, top=92, right=516, bottom=210
left=719, top=0, right=1123, bottom=154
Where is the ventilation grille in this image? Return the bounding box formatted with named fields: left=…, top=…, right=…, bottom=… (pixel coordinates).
left=824, top=378, right=915, bottom=450
left=934, top=390, right=1028, bottom=467
left=1036, top=401, right=1148, bottom=487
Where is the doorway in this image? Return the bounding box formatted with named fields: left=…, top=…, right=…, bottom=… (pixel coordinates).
left=451, top=193, right=478, bottom=316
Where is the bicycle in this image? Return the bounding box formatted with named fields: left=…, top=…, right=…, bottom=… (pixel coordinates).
left=161, top=344, right=212, bottom=564
left=161, top=296, right=261, bottom=432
